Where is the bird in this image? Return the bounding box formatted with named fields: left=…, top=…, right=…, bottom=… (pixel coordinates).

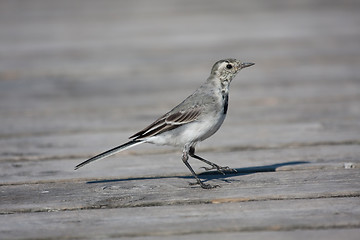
left=75, top=59, right=254, bottom=189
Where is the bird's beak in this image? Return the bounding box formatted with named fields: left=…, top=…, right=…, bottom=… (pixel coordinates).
left=241, top=62, right=255, bottom=69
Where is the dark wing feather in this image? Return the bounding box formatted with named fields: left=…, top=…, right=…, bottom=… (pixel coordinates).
left=128, top=114, right=167, bottom=139
left=129, top=108, right=201, bottom=140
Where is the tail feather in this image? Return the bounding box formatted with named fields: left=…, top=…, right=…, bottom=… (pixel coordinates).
left=74, top=140, right=143, bottom=170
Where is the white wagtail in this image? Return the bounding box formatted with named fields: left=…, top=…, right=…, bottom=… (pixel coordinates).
left=75, top=59, right=254, bottom=188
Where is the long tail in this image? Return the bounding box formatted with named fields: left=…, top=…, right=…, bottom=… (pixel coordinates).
left=74, top=140, right=144, bottom=170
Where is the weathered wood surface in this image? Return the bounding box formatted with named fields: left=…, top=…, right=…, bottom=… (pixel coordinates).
left=1, top=0, right=360, bottom=239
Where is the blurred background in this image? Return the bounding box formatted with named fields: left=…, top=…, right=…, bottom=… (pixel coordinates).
left=0, top=0, right=359, bottom=161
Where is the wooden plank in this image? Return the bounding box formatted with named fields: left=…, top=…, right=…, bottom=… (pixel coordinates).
left=1, top=122, right=359, bottom=163
left=0, top=197, right=359, bottom=239
left=1, top=75, right=359, bottom=137
left=0, top=144, right=359, bottom=184
left=1, top=78, right=359, bottom=135
left=1, top=168, right=359, bottom=213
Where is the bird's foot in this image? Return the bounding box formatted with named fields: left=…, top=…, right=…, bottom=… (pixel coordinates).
left=201, top=165, right=237, bottom=175
left=189, top=180, right=219, bottom=189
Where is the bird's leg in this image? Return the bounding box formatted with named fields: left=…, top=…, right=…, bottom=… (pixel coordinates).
left=189, top=146, right=237, bottom=175
left=182, top=147, right=218, bottom=189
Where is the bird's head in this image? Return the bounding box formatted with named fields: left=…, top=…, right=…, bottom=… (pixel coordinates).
left=211, top=59, right=254, bottom=83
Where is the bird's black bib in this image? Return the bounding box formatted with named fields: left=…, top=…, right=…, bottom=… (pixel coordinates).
left=223, top=93, right=229, bottom=114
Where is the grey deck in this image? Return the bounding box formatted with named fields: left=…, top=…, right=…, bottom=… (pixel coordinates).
left=1, top=0, right=360, bottom=239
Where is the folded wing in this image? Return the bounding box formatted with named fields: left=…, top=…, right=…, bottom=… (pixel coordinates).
left=129, top=108, right=202, bottom=140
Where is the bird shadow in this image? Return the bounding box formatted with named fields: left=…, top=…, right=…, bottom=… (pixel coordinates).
left=86, top=161, right=309, bottom=185
left=195, top=161, right=309, bottom=184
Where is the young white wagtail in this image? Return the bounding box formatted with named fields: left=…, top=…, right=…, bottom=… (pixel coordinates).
left=75, top=59, right=254, bottom=189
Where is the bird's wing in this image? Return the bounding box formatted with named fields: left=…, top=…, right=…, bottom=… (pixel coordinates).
left=129, top=108, right=202, bottom=139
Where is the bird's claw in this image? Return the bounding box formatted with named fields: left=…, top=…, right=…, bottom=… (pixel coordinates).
left=201, top=165, right=237, bottom=175
left=189, top=181, right=220, bottom=189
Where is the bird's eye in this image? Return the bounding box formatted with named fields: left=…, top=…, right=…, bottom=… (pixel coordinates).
left=226, top=64, right=233, bottom=69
